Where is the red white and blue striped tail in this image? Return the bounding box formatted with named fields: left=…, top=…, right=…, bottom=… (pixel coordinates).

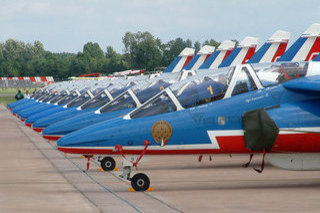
left=278, top=23, right=320, bottom=62
left=199, top=40, right=236, bottom=69
left=247, top=30, right=290, bottom=63
left=183, top=45, right=215, bottom=70
left=163, top=48, right=195, bottom=73
left=218, top=37, right=259, bottom=68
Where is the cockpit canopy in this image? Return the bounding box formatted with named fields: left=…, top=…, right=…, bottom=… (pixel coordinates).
left=66, top=90, right=93, bottom=108
left=252, top=62, right=308, bottom=87
left=56, top=90, right=80, bottom=105
left=80, top=89, right=111, bottom=110
left=126, top=61, right=312, bottom=119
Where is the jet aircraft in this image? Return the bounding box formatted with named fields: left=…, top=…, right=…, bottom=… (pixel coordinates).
left=57, top=60, right=320, bottom=191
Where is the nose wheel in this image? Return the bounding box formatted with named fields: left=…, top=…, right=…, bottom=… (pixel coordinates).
left=130, top=173, right=150, bottom=191
left=100, top=156, right=116, bottom=171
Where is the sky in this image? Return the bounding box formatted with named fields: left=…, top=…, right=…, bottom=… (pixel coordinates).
left=1, top=0, right=320, bottom=53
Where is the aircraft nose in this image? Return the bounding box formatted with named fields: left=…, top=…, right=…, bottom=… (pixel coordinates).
left=57, top=117, right=126, bottom=148
left=43, top=110, right=99, bottom=136
left=43, top=123, right=65, bottom=136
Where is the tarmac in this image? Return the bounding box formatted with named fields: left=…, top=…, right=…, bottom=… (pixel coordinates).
left=1, top=104, right=320, bottom=213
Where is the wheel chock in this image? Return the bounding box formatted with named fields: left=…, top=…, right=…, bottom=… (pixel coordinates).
left=113, top=167, right=119, bottom=171
left=98, top=168, right=104, bottom=172
left=147, top=187, right=154, bottom=191
left=128, top=187, right=154, bottom=192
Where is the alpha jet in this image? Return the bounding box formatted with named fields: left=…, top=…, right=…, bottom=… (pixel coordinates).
left=57, top=61, right=320, bottom=191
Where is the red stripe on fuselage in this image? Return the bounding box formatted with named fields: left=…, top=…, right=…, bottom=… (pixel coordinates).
left=57, top=132, right=320, bottom=155
left=242, top=47, right=256, bottom=64
left=43, top=135, right=61, bottom=141
left=271, top=42, right=288, bottom=62
left=33, top=127, right=44, bottom=133
left=305, top=37, right=320, bottom=61
left=25, top=123, right=32, bottom=127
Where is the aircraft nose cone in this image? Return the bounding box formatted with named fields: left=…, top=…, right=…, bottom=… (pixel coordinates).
left=33, top=107, right=78, bottom=128
left=26, top=106, right=65, bottom=124
left=42, top=109, right=98, bottom=136
left=43, top=123, right=67, bottom=136
left=56, top=117, right=126, bottom=149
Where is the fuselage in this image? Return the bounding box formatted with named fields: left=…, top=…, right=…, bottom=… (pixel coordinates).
left=57, top=79, right=320, bottom=155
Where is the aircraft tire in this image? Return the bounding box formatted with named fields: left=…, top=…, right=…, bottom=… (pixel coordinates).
left=131, top=173, right=150, bottom=191
left=101, top=156, right=116, bottom=171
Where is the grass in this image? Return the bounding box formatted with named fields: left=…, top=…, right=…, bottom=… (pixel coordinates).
left=0, top=88, right=39, bottom=106
left=0, top=96, right=16, bottom=105
left=0, top=88, right=39, bottom=95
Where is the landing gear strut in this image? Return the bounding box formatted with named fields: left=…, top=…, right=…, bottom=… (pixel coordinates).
left=100, top=156, right=116, bottom=171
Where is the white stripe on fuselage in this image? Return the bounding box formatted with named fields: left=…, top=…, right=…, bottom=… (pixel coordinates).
left=59, top=127, right=320, bottom=151
left=209, top=127, right=320, bottom=137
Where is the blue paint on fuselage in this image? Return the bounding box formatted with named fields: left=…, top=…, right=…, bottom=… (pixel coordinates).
left=43, top=108, right=132, bottom=136
left=20, top=104, right=57, bottom=119
left=25, top=105, right=67, bottom=124
left=57, top=81, right=320, bottom=149
left=12, top=101, right=45, bottom=115
left=32, top=106, right=97, bottom=128
left=8, top=99, right=33, bottom=109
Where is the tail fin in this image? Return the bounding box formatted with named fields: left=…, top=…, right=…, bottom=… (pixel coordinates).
left=278, top=23, right=320, bottom=62
left=247, top=30, right=290, bottom=63
left=218, top=37, right=259, bottom=68
left=163, top=48, right=195, bottom=73
left=183, top=45, right=215, bottom=70
left=313, top=52, right=320, bottom=61
left=199, top=40, right=236, bottom=69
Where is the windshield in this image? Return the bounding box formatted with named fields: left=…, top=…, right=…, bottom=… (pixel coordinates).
left=130, top=92, right=177, bottom=119
left=81, top=91, right=110, bottom=110
left=32, top=91, right=44, bottom=99
left=136, top=81, right=171, bottom=103
left=100, top=92, right=136, bottom=113
left=66, top=92, right=92, bottom=108
left=130, top=68, right=229, bottom=119
left=252, top=62, right=308, bottom=87
left=50, top=92, right=69, bottom=104
left=39, top=92, right=58, bottom=102
left=56, top=92, right=79, bottom=105
left=110, top=86, right=131, bottom=97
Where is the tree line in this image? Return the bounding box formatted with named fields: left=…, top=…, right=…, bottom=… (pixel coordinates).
left=0, top=32, right=222, bottom=80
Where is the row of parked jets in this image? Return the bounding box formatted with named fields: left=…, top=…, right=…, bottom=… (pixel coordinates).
left=8, top=23, right=320, bottom=191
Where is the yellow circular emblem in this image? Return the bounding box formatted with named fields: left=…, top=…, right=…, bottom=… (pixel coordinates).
left=151, top=121, right=173, bottom=146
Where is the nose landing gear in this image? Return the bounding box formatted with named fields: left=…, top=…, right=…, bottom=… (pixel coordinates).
left=100, top=156, right=116, bottom=171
